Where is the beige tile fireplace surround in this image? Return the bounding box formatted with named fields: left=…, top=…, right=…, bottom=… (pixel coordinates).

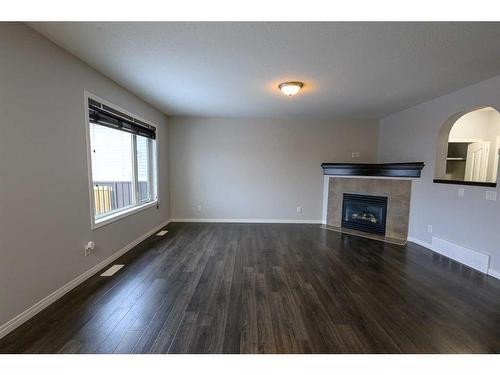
left=325, top=177, right=412, bottom=244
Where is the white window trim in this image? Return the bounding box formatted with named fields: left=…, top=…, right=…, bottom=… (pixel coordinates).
left=83, top=91, right=160, bottom=230
left=93, top=201, right=159, bottom=230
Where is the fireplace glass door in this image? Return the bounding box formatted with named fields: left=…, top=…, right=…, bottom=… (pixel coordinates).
left=341, top=193, right=388, bottom=235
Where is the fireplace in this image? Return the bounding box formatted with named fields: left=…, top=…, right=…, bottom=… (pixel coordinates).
left=341, top=193, right=388, bottom=235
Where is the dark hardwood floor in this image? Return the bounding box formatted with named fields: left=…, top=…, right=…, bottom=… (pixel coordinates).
left=1, top=222, right=500, bottom=353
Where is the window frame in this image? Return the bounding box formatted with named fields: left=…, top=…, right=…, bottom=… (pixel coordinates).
left=84, top=91, right=159, bottom=230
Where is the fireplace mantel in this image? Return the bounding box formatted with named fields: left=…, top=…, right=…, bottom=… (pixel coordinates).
left=321, top=162, right=425, bottom=178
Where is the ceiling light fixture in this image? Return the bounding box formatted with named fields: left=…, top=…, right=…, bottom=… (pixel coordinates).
left=279, top=81, right=303, bottom=96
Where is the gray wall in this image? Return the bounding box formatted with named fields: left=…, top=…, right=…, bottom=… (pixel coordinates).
left=378, top=74, right=500, bottom=274
left=169, top=117, right=379, bottom=221
left=0, top=23, right=170, bottom=328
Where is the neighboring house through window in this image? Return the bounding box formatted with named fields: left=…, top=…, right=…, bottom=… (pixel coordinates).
left=85, top=93, right=158, bottom=229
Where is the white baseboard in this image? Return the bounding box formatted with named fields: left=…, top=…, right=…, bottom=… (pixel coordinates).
left=170, top=218, right=322, bottom=224
left=408, top=235, right=495, bottom=277
left=0, top=218, right=171, bottom=340
left=407, top=236, right=433, bottom=249
left=487, top=268, right=500, bottom=280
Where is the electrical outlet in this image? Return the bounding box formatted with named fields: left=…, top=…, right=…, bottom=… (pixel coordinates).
left=458, top=188, right=465, bottom=197
left=84, top=241, right=95, bottom=257
left=296, top=206, right=302, bottom=213
left=486, top=191, right=497, bottom=201
left=196, top=204, right=202, bottom=211
left=427, top=225, right=433, bottom=234
left=351, top=152, right=360, bottom=158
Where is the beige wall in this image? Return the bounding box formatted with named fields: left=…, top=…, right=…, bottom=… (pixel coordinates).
left=0, top=23, right=170, bottom=330
left=449, top=109, right=500, bottom=140
left=169, top=116, right=379, bottom=221
left=378, top=74, right=500, bottom=275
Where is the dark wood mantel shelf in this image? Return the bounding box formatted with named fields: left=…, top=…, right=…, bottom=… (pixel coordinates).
left=433, top=179, right=496, bottom=188
left=321, top=162, right=425, bottom=178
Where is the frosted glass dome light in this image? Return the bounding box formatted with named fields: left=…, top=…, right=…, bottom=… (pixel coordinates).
left=279, top=81, right=303, bottom=96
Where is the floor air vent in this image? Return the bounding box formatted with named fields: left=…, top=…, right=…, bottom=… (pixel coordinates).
left=156, top=230, right=168, bottom=236
left=100, top=264, right=124, bottom=277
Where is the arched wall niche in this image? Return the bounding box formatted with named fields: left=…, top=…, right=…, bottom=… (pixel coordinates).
left=434, top=106, right=500, bottom=185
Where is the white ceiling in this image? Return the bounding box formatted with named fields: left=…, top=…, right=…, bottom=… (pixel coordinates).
left=29, top=22, right=500, bottom=119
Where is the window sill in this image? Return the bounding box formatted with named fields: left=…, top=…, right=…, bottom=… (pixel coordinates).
left=433, top=179, right=497, bottom=188
left=92, top=200, right=159, bottom=230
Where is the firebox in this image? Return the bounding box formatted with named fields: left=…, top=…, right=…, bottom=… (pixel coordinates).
left=341, top=193, right=388, bottom=235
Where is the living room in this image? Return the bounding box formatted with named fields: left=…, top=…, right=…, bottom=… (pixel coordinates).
left=2, top=1, right=500, bottom=373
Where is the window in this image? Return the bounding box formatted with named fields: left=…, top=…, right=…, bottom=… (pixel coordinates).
left=86, top=94, right=158, bottom=228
